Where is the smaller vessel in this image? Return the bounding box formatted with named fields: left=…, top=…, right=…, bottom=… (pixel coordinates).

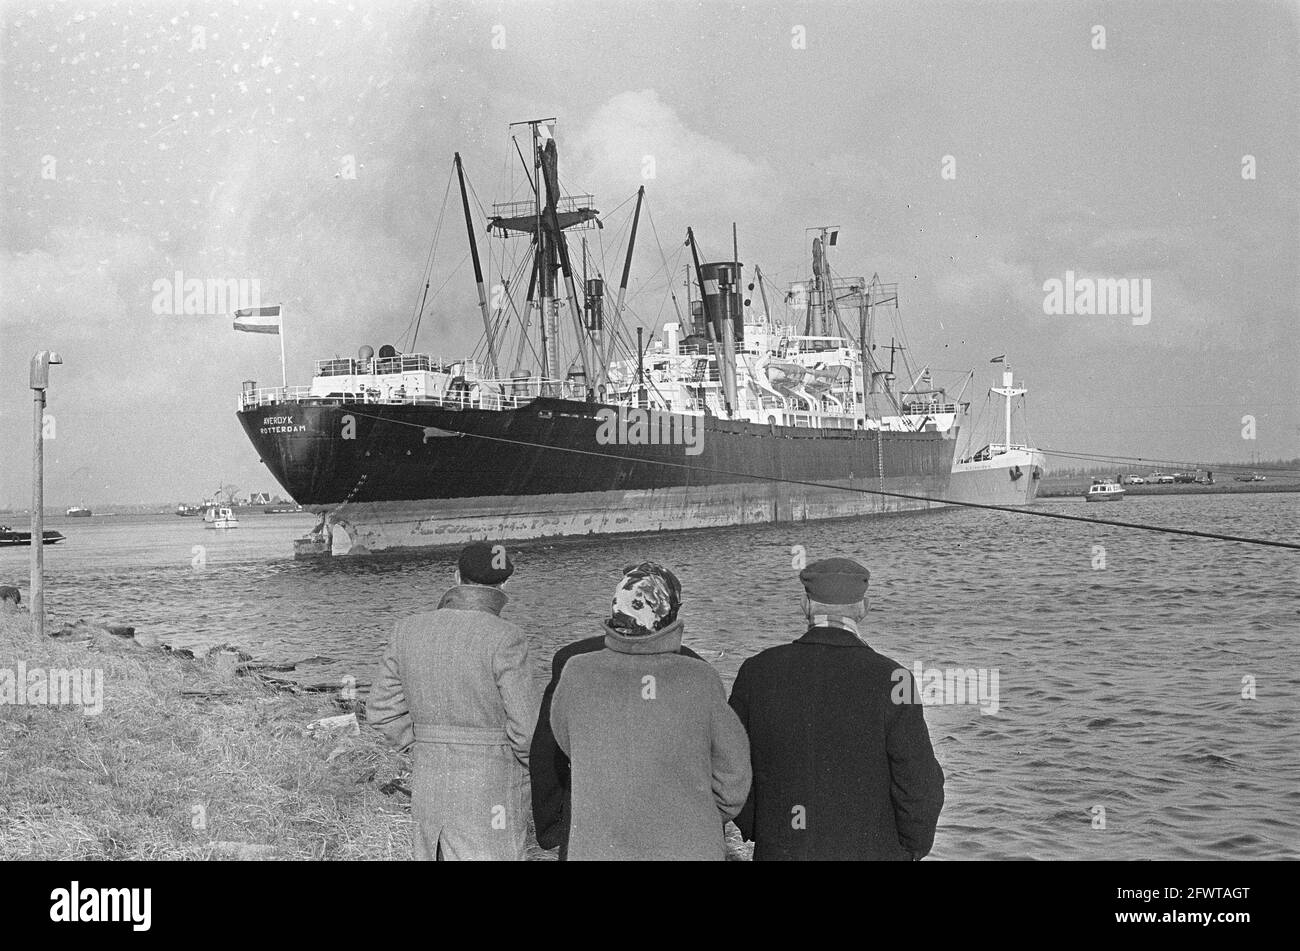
left=65, top=506, right=92, bottom=517
left=0, top=525, right=66, bottom=546
left=1084, top=479, right=1126, bottom=502
left=948, top=359, right=1045, bottom=506
left=203, top=505, right=240, bottom=529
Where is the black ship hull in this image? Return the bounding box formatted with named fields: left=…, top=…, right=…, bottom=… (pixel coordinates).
left=237, top=397, right=957, bottom=555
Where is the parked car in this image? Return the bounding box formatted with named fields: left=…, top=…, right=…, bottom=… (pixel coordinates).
left=1156, top=474, right=1175, bottom=484
left=1174, top=472, right=1196, bottom=483
left=1123, top=475, right=1146, bottom=485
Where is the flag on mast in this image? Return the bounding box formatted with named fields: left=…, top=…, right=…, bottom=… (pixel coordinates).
left=233, top=305, right=281, bottom=334
left=234, top=304, right=287, bottom=387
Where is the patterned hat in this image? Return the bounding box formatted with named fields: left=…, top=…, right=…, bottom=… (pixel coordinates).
left=609, top=562, right=682, bottom=637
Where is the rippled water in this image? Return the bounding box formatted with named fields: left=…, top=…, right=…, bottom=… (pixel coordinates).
left=5, top=493, right=1297, bottom=859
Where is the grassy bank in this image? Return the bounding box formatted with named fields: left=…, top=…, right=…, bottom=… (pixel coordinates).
left=1, top=608, right=754, bottom=860
left=0, top=608, right=415, bottom=860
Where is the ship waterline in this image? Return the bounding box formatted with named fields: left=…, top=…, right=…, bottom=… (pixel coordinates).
left=298, top=476, right=950, bottom=555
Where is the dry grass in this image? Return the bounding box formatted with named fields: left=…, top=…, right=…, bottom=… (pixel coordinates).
left=0, top=607, right=414, bottom=860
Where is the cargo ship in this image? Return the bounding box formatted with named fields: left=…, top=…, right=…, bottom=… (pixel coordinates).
left=236, top=119, right=959, bottom=556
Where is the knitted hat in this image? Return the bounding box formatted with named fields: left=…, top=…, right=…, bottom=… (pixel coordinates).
left=609, top=562, right=682, bottom=637
left=798, top=557, right=870, bottom=605
left=458, top=541, right=514, bottom=585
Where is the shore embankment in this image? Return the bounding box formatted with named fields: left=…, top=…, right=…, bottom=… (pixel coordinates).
left=0, top=607, right=416, bottom=860
left=1, top=606, right=751, bottom=860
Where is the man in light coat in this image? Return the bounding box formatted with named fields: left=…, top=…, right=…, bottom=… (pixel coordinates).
left=367, top=542, right=539, bottom=860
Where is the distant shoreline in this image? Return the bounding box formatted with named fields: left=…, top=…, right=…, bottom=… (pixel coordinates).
left=1036, top=479, right=1300, bottom=499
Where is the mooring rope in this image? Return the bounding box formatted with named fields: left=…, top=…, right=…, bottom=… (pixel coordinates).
left=345, top=409, right=1299, bottom=551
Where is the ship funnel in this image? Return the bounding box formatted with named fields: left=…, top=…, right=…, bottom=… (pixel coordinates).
left=699, top=261, right=744, bottom=343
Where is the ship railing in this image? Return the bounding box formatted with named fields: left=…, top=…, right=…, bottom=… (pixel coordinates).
left=238, top=379, right=586, bottom=411
left=315, top=354, right=443, bottom=377
left=900, top=401, right=959, bottom=415
left=239, top=385, right=315, bottom=408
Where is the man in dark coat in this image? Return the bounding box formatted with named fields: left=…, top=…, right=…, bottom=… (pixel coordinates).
left=531, top=634, right=702, bottom=858
left=728, top=557, right=944, bottom=860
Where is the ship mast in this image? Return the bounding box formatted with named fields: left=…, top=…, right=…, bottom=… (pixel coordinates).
left=602, top=184, right=644, bottom=389
left=489, top=118, right=600, bottom=395
left=990, top=360, right=1026, bottom=449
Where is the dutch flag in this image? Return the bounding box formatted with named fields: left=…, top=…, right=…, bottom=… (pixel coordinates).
left=233, top=305, right=281, bottom=335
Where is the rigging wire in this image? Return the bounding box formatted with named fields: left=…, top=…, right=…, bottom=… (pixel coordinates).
left=404, top=168, right=456, bottom=351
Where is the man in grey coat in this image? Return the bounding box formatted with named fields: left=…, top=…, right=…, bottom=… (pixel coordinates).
left=367, top=542, right=539, bottom=860
left=550, top=562, right=751, bottom=860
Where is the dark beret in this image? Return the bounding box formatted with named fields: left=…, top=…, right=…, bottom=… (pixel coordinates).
left=458, top=541, right=515, bottom=585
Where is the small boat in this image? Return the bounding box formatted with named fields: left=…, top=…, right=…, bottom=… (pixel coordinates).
left=65, top=506, right=92, bottom=517
left=0, top=525, right=66, bottom=546
left=203, top=505, right=240, bottom=529
left=1084, top=480, right=1126, bottom=502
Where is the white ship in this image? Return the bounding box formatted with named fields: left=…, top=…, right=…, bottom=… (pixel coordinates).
left=947, top=360, right=1046, bottom=506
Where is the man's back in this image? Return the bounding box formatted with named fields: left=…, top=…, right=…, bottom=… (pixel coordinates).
left=530, top=635, right=703, bottom=853
left=551, top=646, right=751, bottom=861
left=367, top=583, right=538, bottom=860
left=391, top=606, right=528, bottom=741
left=729, top=627, right=944, bottom=861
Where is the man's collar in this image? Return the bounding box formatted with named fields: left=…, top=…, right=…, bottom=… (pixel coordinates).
left=437, top=584, right=508, bottom=616
left=797, top=625, right=869, bottom=647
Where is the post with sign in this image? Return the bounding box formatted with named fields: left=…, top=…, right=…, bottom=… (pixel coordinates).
left=30, top=351, right=62, bottom=638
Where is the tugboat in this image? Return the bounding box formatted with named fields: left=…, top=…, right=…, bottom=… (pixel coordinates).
left=1084, top=479, right=1126, bottom=502
left=203, top=505, right=240, bottom=529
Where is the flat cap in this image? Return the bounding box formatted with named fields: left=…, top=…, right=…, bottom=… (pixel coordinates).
left=799, top=557, right=870, bottom=604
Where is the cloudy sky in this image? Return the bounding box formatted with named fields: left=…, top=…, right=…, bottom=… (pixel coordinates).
left=2, top=0, right=1296, bottom=506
